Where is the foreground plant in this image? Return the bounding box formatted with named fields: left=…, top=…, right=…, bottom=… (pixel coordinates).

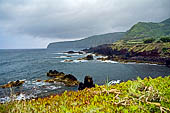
left=0, top=76, right=170, bottom=113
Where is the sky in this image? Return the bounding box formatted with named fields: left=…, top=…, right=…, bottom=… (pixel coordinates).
left=0, top=0, right=170, bottom=49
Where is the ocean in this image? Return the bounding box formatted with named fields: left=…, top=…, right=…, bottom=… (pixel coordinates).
left=0, top=49, right=170, bottom=102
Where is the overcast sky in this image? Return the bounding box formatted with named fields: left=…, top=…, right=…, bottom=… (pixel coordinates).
left=0, top=0, right=170, bottom=49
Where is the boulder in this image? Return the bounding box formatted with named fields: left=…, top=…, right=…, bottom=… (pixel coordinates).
left=84, top=76, right=95, bottom=88
left=86, top=55, right=94, bottom=60
left=78, top=76, right=95, bottom=90
left=45, top=70, right=79, bottom=86
left=67, top=51, right=76, bottom=54
left=165, top=59, right=170, bottom=67
left=63, top=74, right=77, bottom=81
left=47, top=70, right=65, bottom=77
left=0, top=80, right=25, bottom=88
left=63, top=59, right=73, bottom=62
left=78, top=82, right=85, bottom=90
left=36, top=80, right=42, bottom=82
left=65, top=51, right=84, bottom=54
left=77, top=54, right=94, bottom=60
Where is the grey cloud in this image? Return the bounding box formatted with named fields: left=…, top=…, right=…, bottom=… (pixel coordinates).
left=0, top=0, right=170, bottom=40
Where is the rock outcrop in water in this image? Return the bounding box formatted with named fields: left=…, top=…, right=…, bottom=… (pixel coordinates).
left=64, top=51, right=84, bottom=54
left=45, top=70, right=79, bottom=86
left=47, top=70, right=65, bottom=77
left=77, top=54, right=94, bottom=61
left=0, top=80, right=25, bottom=88
left=78, top=76, right=95, bottom=90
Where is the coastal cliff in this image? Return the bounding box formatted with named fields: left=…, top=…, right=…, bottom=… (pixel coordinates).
left=83, top=18, right=170, bottom=65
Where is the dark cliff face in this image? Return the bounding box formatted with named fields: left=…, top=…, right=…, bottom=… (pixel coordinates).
left=83, top=42, right=170, bottom=65
left=83, top=44, right=113, bottom=56
left=84, top=44, right=161, bottom=57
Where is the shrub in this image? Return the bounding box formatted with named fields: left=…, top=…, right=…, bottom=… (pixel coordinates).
left=160, top=36, right=170, bottom=42
left=143, top=38, right=155, bottom=43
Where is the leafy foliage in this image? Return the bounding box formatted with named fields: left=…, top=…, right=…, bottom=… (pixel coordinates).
left=1, top=76, right=170, bottom=113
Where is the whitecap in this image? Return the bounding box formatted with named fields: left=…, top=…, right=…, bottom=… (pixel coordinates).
left=45, top=86, right=61, bottom=90
left=72, top=60, right=88, bottom=63
left=108, top=80, right=121, bottom=85
left=53, top=56, right=72, bottom=59
left=99, top=60, right=118, bottom=64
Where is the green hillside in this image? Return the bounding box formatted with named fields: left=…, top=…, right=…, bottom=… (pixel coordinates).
left=124, top=18, right=170, bottom=40
left=47, top=32, right=125, bottom=49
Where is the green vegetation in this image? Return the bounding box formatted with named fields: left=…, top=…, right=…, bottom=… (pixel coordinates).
left=0, top=76, right=170, bottom=113
left=160, top=36, right=170, bottom=42
left=47, top=32, right=125, bottom=49
left=125, top=18, right=170, bottom=40
left=110, top=40, right=170, bottom=57
left=143, top=38, right=155, bottom=43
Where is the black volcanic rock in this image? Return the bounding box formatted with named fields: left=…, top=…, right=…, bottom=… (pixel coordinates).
left=77, top=54, right=94, bottom=60
left=63, top=74, right=77, bottom=81
left=78, top=82, right=85, bottom=90
left=0, top=80, right=25, bottom=88
left=166, top=59, right=170, bottom=67
left=78, top=76, right=95, bottom=90
left=84, top=76, right=95, bottom=88
left=45, top=70, right=79, bottom=86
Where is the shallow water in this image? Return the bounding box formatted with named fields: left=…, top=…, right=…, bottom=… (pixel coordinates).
left=0, top=49, right=170, bottom=102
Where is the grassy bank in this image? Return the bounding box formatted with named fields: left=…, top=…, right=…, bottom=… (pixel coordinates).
left=0, top=76, right=170, bottom=113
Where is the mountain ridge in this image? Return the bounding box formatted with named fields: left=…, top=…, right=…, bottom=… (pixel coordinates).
left=47, top=32, right=125, bottom=49
left=47, top=18, right=170, bottom=49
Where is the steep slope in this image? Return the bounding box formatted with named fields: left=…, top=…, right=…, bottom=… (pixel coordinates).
left=83, top=18, right=170, bottom=65
left=125, top=18, right=170, bottom=40
left=47, top=32, right=125, bottom=49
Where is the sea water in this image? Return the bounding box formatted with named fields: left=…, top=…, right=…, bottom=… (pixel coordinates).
left=0, top=49, right=170, bottom=102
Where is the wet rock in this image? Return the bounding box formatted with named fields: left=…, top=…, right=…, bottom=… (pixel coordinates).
left=67, top=56, right=72, bottom=57
left=65, top=51, right=84, bottom=54
left=78, top=76, right=95, bottom=90
left=84, top=76, right=95, bottom=88
left=63, top=59, right=73, bottom=62
left=67, top=51, right=75, bottom=54
left=36, top=80, right=42, bottom=82
left=63, top=74, right=77, bottom=81
left=97, top=56, right=109, bottom=61
left=47, top=70, right=64, bottom=77
left=45, top=70, right=79, bottom=86
left=86, top=55, right=94, bottom=60
left=78, top=82, right=85, bottom=90
left=0, top=80, right=25, bottom=88
left=77, top=54, right=94, bottom=60
left=165, top=59, right=170, bottom=67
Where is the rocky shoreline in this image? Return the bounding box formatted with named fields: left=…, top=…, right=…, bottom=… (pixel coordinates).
left=82, top=44, right=170, bottom=66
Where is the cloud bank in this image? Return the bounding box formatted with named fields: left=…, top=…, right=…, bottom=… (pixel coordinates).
left=0, top=0, right=170, bottom=48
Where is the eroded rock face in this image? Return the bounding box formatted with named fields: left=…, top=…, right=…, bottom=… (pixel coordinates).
left=45, top=70, right=79, bottom=86
left=78, top=76, right=95, bottom=90
left=0, top=80, right=25, bottom=88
